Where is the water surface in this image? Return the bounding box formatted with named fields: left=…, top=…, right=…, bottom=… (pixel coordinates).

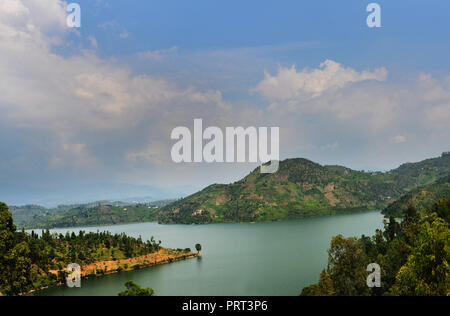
left=39, top=211, right=384, bottom=296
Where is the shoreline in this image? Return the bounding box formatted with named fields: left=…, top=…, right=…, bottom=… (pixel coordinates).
left=158, top=208, right=382, bottom=225
left=22, top=208, right=382, bottom=231
left=29, top=249, right=201, bottom=295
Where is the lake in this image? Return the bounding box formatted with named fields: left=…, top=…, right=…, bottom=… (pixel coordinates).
left=38, top=211, right=384, bottom=296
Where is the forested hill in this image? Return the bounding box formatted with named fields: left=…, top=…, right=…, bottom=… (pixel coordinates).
left=17, top=153, right=450, bottom=228
left=383, top=175, right=450, bottom=218
left=389, top=152, right=450, bottom=189
left=15, top=200, right=174, bottom=229
left=157, top=153, right=450, bottom=224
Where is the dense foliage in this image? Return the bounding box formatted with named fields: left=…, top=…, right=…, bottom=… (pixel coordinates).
left=158, top=154, right=450, bottom=224
left=0, top=202, right=33, bottom=296
left=118, top=281, right=156, bottom=296
left=389, top=152, right=450, bottom=189
left=300, top=196, right=450, bottom=296
left=0, top=202, right=163, bottom=295
left=383, top=175, right=450, bottom=218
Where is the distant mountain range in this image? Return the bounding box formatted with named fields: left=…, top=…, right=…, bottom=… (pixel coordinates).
left=13, top=152, right=450, bottom=228
left=12, top=199, right=175, bottom=229
left=1, top=182, right=186, bottom=208
left=157, top=152, right=450, bottom=224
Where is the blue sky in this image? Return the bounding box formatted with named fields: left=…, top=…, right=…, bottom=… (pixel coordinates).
left=0, top=0, right=449, bottom=205
left=74, top=0, right=449, bottom=70
left=65, top=0, right=450, bottom=103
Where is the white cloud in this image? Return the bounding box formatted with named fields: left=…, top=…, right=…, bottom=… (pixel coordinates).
left=251, top=61, right=450, bottom=140
left=0, top=0, right=29, bottom=15
left=249, top=60, right=450, bottom=171
left=0, top=0, right=234, bottom=174
left=418, top=73, right=450, bottom=102
left=251, top=60, right=387, bottom=101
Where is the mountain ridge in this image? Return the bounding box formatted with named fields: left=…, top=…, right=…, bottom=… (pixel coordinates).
left=17, top=152, right=450, bottom=228
left=157, top=153, right=450, bottom=224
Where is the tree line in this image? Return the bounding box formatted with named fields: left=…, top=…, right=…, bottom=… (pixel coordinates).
left=0, top=202, right=163, bottom=296
left=301, top=196, right=450, bottom=296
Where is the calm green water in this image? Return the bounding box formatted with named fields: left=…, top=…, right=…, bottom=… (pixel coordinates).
left=39, top=211, right=384, bottom=296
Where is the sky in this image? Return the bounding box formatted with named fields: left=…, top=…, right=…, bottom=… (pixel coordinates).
left=0, top=0, right=449, bottom=206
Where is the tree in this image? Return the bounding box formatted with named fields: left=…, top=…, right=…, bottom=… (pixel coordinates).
left=383, top=217, right=401, bottom=242
left=427, top=197, right=450, bottom=223
left=391, top=217, right=449, bottom=296
left=326, top=235, right=371, bottom=296
left=118, top=281, right=155, bottom=296
left=302, top=196, right=450, bottom=296
left=300, top=271, right=335, bottom=296
left=0, top=202, right=33, bottom=295
left=400, top=205, right=422, bottom=246
left=195, top=243, right=202, bottom=253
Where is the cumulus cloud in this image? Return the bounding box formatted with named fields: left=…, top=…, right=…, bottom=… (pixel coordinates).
left=0, top=0, right=234, bottom=180
left=251, top=60, right=387, bottom=101
left=251, top=61, right=450, bottom=137
left=249, top=60, right=450, bottom=171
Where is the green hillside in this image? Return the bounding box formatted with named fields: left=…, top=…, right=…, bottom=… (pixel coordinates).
left=19, top=202, right=170, bottom=229
left=10, top=203, right=89, bottom=227
left=383, top=175, right=450, bottom=218
left=158, top=153, right=450, bottom=224
left=18, top=153, right=450, bottom=228
left=10, top=205, right=53, bottom=227
left=389, top=152, right=450, bottom=189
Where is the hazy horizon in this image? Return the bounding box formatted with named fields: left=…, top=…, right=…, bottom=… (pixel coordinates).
left=4, top=151, right=448, bottom=207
